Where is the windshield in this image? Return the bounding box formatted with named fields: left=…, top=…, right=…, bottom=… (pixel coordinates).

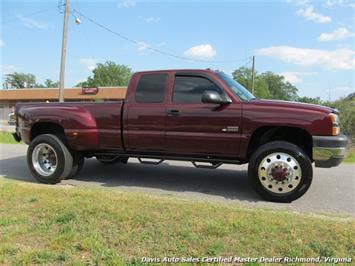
left=217, top=72, right=256, bottom=101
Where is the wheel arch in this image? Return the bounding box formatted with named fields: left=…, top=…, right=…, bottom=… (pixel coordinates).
left=247, top=126, right=313, bottom=161
left=31, top=122, right=65, bottom=141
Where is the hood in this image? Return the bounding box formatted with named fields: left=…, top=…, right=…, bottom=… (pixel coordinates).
left=250, top=99, right=334, bottom=114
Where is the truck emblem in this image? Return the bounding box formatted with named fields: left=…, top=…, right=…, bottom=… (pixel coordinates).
left=222, top=126, right=239, bottom=132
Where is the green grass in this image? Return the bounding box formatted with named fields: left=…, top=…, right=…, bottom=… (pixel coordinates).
left=0, top=131, right=19, bottom=144
left=344, top=147, right=355, bottom=163
left=0, top=178, right=354, bottom=265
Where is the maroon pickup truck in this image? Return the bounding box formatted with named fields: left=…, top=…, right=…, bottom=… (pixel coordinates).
left=13, top=69, right=348, bottom=202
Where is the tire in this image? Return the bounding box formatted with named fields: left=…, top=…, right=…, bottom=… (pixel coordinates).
left=248, top=141, right=313, bottom=202
left=27, top=134, right=73, bottom=184
left=65, top=152, right=84, bottom=179
left=96, top=155, right=129, bottom=164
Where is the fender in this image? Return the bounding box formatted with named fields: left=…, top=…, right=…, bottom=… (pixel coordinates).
left=17, top=104, right=99, bottom=150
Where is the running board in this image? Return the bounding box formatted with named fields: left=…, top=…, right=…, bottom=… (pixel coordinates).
left=137, top=158, right=223, bottom=169
left=192, top=161, right=223, bottom=169
left=138, top=158, right=164, bottom=165
left=87, top=151, right=240, bottom=165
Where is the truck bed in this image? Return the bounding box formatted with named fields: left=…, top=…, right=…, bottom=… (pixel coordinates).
left=16, top=101, right=124, bottom=151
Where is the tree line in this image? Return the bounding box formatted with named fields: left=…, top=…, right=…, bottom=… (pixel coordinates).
left=4, top=73, right=59, bottom=89
left=4, top=61, right=354, bottom=139
left=3, top=61, right=131, bottom=89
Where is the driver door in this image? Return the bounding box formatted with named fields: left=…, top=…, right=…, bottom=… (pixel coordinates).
left=165, top=74, right=242, bottom=158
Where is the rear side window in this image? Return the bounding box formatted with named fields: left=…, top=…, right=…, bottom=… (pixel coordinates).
left=173, top=76, right=223, bottom=103
left=135, top=74, right=167, bottom=103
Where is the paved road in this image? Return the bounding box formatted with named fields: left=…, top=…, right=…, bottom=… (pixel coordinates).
left=0, top=144, right=354, bottom=216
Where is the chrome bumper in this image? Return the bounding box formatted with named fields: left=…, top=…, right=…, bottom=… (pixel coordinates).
left=313, top=134, right=348, bottom=168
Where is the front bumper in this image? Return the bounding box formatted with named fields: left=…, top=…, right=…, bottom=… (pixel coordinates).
left=313, top=134, right=348, bottom=168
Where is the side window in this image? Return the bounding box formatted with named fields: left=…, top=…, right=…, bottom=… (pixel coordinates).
left=135, top=74, right=167, bottom=103
left=173, top=76, right=223, bottom=103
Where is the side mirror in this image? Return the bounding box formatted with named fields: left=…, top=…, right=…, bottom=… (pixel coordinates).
left=201, top=91, right=231, bottom=105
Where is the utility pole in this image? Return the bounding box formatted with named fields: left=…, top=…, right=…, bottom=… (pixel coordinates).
left=59, top=0, right=70, bottom=102
left=251, top=55, right=255, bottom=94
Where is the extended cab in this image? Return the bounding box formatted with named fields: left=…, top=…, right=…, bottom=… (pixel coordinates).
left=13, top=69, right=348, bottom=202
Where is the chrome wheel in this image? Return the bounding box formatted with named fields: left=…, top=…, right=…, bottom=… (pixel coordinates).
left=32, top=143, right=58, bottom=176
left=258, top=152, right=302, bottom=194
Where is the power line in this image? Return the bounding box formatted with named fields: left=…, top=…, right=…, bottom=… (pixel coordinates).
left=58, top=1, right=65, bottom=13
left=72, top=9, right=250, bottom=64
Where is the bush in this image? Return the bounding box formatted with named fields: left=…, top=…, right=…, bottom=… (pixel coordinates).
left=327, top=99, right=355, bottom=142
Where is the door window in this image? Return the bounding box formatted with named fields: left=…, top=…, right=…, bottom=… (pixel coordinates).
left=135, top=74, right=167, bottom=103
left=173, top=76, right=223, bottom=103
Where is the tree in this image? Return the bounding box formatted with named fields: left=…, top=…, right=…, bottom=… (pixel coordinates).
left=77, top=61, right=133, bottom=87
left=5, top=72, right=36, bottom=89
left=327, top=98, right=355, bottom=140
left=345, top=92, right=355, bottom=100
left=297, top=96, right=324, bottom=105
left=232, top=67, right=299, bottom=100
left=232, top=67, right=270, bottom=98
left=232, top=67, right=252, bottom=89
left=261, top=71, right=298, bottom=101
left=32, top=79, right=59, bottom=88
left=43, top=79, right=59, bottom=88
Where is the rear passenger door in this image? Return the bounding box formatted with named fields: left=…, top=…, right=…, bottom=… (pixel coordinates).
left=125, top=73, right=168, bottom=152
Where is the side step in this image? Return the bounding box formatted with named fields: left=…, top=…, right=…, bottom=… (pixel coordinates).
left=136, top=157, right=223, bottom=169
left=192, top=161, right=222, bottom=169
left=90, top=152, right=240, bottom=166
left=138, top=158, right=164, bottom=165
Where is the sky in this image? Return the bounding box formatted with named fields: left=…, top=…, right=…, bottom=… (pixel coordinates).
left=0, top=0, right=354, bottom=101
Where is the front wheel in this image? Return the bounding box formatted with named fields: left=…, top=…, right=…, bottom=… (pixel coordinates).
left=248, top=141, right=313, bottom=202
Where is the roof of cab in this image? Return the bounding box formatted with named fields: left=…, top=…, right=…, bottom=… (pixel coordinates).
left=134, top=69, right=216, bottom=75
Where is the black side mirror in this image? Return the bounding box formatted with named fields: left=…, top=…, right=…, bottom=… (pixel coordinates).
left=201, top=91, right=231, bottom=105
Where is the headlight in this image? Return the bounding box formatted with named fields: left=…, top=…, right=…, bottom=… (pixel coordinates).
left=328, top=113, right=340, bottom=136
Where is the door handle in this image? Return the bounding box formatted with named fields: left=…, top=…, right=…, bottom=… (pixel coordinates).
left=167, top=109, right=181, bottom=117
